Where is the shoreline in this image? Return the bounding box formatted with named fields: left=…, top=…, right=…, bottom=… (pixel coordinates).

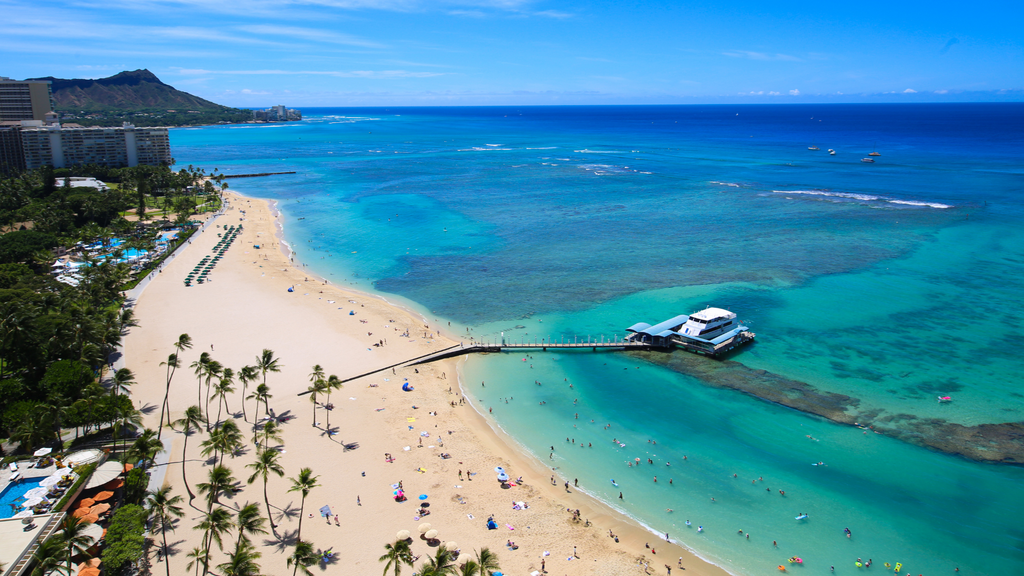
left=124, top=189, right=733, bottom=576
left=263, top=190, right=737, bottom=575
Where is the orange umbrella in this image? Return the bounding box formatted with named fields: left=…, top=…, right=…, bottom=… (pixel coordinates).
left=72, top=508, right=93, bottom=518
left=101, top=478, right=124, bottom=490
left=80, top=513, right=100, bottom=523
left=122, top=463, right=133, bottom=473
left=90, top=503, right=111, bottom=514
left=79, top=568, right=101, bottom=576
left=78, top=498, right=96, bottom=508
left=92, top=491, right=114, bottom=501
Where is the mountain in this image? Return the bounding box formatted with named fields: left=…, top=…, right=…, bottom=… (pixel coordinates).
left=29, top=69, right=230, bottom=113
left=23, top=69, right=252, bottom=127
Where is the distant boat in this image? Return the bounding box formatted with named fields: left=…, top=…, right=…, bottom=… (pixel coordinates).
left=869, top=143, right=881, bottom=156
left=808, top=146, right=820, bottom=151
left=828, top=149, right=836, bottom=155
left=861, top=158, right=875, bottom=163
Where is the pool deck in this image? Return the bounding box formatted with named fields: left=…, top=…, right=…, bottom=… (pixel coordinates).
left=0, top=513, right=62, bottom=576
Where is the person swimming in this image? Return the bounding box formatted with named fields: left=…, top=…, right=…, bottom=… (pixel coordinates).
left=685, top=520, right=691, bottom=526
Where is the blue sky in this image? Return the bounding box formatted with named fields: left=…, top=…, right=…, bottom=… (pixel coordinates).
left=3, top=0, right=1022, bottom=106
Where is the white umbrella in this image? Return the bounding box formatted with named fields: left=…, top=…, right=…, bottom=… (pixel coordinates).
left=80, top=522, right=104, bottom=542
left=13, top=510, right=34, bottom=519
left=21, top=496, right=46, bottom=508
left=39, top=475, right=62, bottom=487
left=396, top=530, right=411, bottom=541
left=34, top=447, right=53, bottom=456
left=418, top=523, right=432, bottom=534
left=424, top=529, right=438, bottom=540
left=23, top=487, right=49, bottom=499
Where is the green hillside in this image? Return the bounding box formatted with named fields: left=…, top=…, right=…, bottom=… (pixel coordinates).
left=26, top=69, right=252, bottom=127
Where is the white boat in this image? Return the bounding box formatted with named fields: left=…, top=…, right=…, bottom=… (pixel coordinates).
left=828, top=149, right=836, bottom=155
left=861, top=158, right=875, bottom=163
left=678, top=308, right=739, bottom=340
left=808, top=146, right=820, bottom=151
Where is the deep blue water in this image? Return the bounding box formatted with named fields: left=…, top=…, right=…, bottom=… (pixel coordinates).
left=172, top=104, right=1024, bottom=576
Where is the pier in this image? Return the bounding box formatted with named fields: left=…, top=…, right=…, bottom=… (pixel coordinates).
left=222, top=171, right=297, bottom=179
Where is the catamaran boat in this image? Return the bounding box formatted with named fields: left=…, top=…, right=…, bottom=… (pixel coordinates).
left=625, top=307, right=755, bottom=356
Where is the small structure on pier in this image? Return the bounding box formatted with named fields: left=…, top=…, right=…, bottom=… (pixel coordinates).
left=626, top=307, right=754, bottom=356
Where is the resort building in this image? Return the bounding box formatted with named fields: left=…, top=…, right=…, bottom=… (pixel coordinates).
left=252, top=105, right=301, bottom=121
left=0, top=77, right=55, bottom=122
left=17, top=123, right=172, bottom=170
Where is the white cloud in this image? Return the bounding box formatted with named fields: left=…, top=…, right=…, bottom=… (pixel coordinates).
left=235, top=25, right=386, bottom=48
left=789, top=89, right=800, bottom=96
left=903, top=88, right=917, bottom=93
left=768, top=91, right=780, bottom=95
left=241, top=88, right=272, bottom=94
left=934, top=89, right=948, bottom=94
left=722, top=50, right=802, bottom=62
left=173, top=68, right=445, bottom=78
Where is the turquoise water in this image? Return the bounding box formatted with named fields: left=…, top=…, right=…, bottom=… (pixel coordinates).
left=171, top=105, right=1024, bottom=575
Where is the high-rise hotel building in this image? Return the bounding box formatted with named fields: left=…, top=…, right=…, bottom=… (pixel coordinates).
left=0, top=77, right=172, bottom=173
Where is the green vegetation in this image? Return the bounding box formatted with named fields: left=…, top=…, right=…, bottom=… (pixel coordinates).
left=102, top=504, right=147, bottom=575
left=0, top=163, right=226, bottom=448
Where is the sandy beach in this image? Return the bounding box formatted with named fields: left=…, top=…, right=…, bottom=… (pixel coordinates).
left=124, top=190, right=733, bottom=576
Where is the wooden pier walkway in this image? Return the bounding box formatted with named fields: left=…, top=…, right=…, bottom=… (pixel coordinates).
left=407, top=339, right=660, bottom=366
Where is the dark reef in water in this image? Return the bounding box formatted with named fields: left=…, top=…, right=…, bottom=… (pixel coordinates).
left=628, top=349, right=1024, bottom=465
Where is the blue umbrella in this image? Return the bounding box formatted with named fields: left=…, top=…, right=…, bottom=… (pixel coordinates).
left=497, top=473, right=509, bottom=482
left=419, top=494, right=429, bottom=500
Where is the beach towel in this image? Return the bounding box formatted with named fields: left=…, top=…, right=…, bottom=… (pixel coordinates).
left=506, top=524, right=515, bottom=530
left=407, top=418, right=416, bottom=422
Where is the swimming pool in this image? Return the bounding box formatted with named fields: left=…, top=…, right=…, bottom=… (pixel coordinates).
left=0, top=478, right=45, bottom=519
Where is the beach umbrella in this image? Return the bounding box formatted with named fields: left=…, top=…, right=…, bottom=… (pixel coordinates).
left=73, top=508, right=93, bottom=518
left=80, top=522, right=103, bottom=542
left=102, top=478, right=124, bottom=490
left=39, top=474, right=62, bottom=487
left=79, top=568, right=100, bottom=576
left=497, top=473, right=509, bottom=482
left=424, top=529, right=438, bottom=540
left=418, top=494, right=428, bottom=500
left=21, top=497, right=46, bottom=508
left=418, top=523, right=432, bottom=534
left=34, top=447, right=53, bottom=456
left=93, top=491, right=114, bottom=501
left=90, top=503, right=111, bottom=514
left=13, top=510, right=33, bottom=519
left=444, top=542, right=458, bottom=552
left=494, top=466, right=506, bottom=474
left=396, top=530, right=411, bottom=541
left=24, top=487, right=48, bottom=499
left=78, top=498, right=96, bottom=508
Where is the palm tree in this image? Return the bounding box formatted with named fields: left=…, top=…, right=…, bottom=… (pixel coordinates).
left=30, top=535, right=68, bottom=576
left=111, top=367, right=135, bottom=398
left=287, top=467, right=319, bottom=544
left=59, top=515, right=96, bottom=576
left=113, top=403, right=144, bottom=452
left=307, top=365, right=325, bottom=428
left=173, top=405, right=206, bottom=503
left=287, top=540, right=318, bottom=576
left=256, top=349, right=281, bottom=391
left=473, top=548, right=500, bottom=576
left=202, top=360, right=223, bottom=432
left=247, top=383, right=272, bottom=424
left=196, top=507, right=234, bottom=576
left=246, top=448, right=285, bottom=535
left=217, top=538, right=262, bottom=576
left=185, top=547, right=209, bottom=576
left=158, top=353, right=179, bottom=440
left=147, top=486, right=185, bottom=576
left=212, top=368, right=235, bottom=427
left=235, top=502, right=268, bottom=549
left=324, top=374, right=342, bottom=431
left=420, top=545, right=458, bottom=576
left=127, top=428, right=165, bottom=467
left=306, top=379, right=326, bottom=427
left=379, top=539, right=414, bottom=576
left=255, top=420, right=282, bottom=450
left=237, top=365, right=258, bottom=423
left=457, top=560, right=479, bottom=576
left=159, top=334, right=192, bottom=439
left=190, top=352, right=211, bottom=420
left=196, top=465, right=236, bottom=512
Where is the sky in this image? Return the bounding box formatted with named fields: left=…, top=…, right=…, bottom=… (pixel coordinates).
left=3, top=0, right=1023, bottom=107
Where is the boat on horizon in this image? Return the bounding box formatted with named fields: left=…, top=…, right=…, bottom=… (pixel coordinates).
left=869, top=143, right=881, bottom=156
left=828, top=149, right=836, bottom=155
left=808, top=146, right=820, bottom=151
left=861, top=158, right=875, bottom=163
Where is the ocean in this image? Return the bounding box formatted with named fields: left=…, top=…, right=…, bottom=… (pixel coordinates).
left=171, top=104, right=1024, bottom=576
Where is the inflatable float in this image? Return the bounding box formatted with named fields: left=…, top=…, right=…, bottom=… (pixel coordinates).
left=610, top=479, right=618, bottom=486
left=795, top=514, right=808, bottom=520
left=789, top=557, right=803, bottom=564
